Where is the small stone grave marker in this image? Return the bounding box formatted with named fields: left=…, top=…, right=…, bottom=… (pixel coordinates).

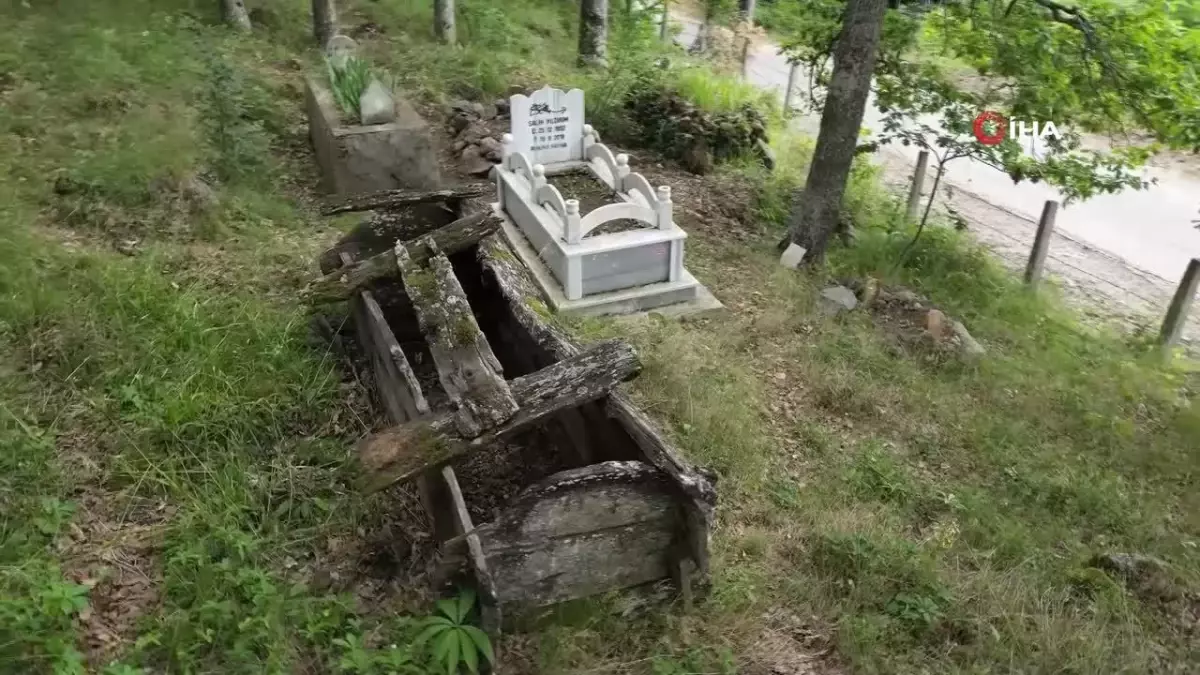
left=326, top=35, right=357, bottom=70
left=779, top=243, right=807, bottom=269
left=509, top=86, right=585, bottom=166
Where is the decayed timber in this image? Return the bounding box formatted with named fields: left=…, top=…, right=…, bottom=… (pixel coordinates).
left=321, top=183, right=492, bottom=216
left=441, top=465, right=501, bottom=632
left=360, top=291, right=430, bottom=420
left=358, top=339, right=642, bottom=493
left=473, top=462, right=680, bottom=607
left=606, top=394, right=715, bottom=575
left=476, top=234, right=577, bottom=357
left=303, top=212, right=500, bottom=304
left=318, top=204, right=458, bottom=275
left=476, top=233, right=717, bottom=577
left=397, top=239, right=516, bottom=437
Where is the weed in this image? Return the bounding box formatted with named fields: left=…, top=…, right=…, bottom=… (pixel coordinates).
left=415, top=588, right=495, bottom=675
left=327, top=56, right=376, bottom=121
left=204, top=53, right=272, bottom=184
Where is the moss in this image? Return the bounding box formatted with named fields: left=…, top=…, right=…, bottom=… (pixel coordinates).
left=404, top=267, right=438, bottom=300
left=451, top=314, right=478, bottom=347
left=527, top=298, right=552, bottom=319
left=490, top=245, right=517, bottom=264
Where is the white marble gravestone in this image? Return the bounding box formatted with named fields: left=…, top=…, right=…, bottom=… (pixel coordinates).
left=509, top=86, right=585, bottom=166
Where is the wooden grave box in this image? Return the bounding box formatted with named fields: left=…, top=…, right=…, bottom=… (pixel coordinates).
left=307, top=186, right=717, bottom=628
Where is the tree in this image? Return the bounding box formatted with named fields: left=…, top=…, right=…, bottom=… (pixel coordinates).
left=780, top=0, right=889, bottom=262
left=312, top=0, right=337, bottom=47
left=434, top=0, right=456, bottom=44
left=739, top=0, right=757, bottom=24
left=777, top=0, right=1200, bottom=264
left=221, top=0, right=251, bottom=32
left=579, top=0, right=610, bottom=67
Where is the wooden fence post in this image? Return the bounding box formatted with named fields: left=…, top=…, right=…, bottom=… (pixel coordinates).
left=1023, top=200, right=1058, bottom=287
left=660, top=0, right=670, bottom=41
left=783, top=62, right=798, bottom=117
left=904, top=150, right=930, bottom=223
left=1159, top=257, right=1200, bottom=349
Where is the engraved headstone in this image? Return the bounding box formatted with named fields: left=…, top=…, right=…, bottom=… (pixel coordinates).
left=325, top=35, right=358, bottom=70
left=509, top=86, right=585, bottom=166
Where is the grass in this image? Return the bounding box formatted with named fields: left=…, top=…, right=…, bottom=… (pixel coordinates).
left=1, top=0, right=1197, bottom=674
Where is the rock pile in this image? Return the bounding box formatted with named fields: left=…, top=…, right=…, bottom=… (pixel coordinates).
left=623, top=89, right=770, bottom=175
left=447, top=98, right=510, bottom=177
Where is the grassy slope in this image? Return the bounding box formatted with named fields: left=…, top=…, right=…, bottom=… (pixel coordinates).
left=1, top=1, right=1197, bottom=674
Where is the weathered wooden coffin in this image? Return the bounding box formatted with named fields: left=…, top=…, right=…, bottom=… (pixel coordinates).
left=314, top=190, right=717, bottom=628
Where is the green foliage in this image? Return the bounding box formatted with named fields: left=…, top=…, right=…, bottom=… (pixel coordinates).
left=779, top=0, right=1200, bottom=201
left=204, top=53, right=273, bottom=185
left=415, top=589, right=495, bottom=675
left=327, top=56, right=375, bottom=120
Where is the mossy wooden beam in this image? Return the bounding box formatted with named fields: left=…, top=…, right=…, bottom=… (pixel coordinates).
left=303, top=212, right=499, bottom=304
left=397, top=237, right=517, bottom=437
left=321, top=183, right=493, bottom=216
left=357, top=338, right=642, bottom=493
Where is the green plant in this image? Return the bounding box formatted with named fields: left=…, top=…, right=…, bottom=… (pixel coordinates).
left=415, top=589, right=495, bottom=675
left=327, top=56, right=375, bottom=120
left=204, top=53, right=272, bottom=184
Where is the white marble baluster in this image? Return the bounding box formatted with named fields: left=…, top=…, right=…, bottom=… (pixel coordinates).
left=615, top=153, right=631, bottom=183
left=501, top=133, right=514, bottom=169
left=582, top=124, right=597, bottom=152
left=564, top=199, right=582, bottom=245
left=656, top=185, right=673, bottom=230
left=531, top=163, right=547, bottom=197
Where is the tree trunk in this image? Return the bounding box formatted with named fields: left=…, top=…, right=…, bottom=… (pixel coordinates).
left=311, top=0, right=337, bottom=47
left=739, top=0, right=757, bottom=23
left=434, top=0, right=456, bottom=44
left=578, top=0, right=609, bottom=67
left=781, top=0, right=888, bottom=263
left=221, top=0, right=252, bottom=31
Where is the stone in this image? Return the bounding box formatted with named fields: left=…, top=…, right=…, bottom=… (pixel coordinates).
left=477, top=136, right=502, bottom=160
left=681, top=138, right=713, bottom=175
left=450, top=99, right=476, bottom=115
left=305, top=75, right=442, bottom=195
left=859, top=277, right=879, bottom=306
left=494, top=98, right=510, bottom=116
left=924, top=308, right=950, bottom=341
left=950, top=320, right=986, bottom=358
left=457, top=121, right=489, bottom=145
left=461, top=146, right=495, bottom=177
left=754, top=138, right=775, bottom=171
left=179, top=174, right=219, bottom=213
left=452, top=139, right=468, bottom=152
left=359, top=79, right=396, bottom=126
left=509, top=85, right=585, bottom=165
left=477, top=102, right=499, bottom=120
left=115, top=239, right=139, bottom=256
left=1090, top=553, right=1168, bottom=579
left=325, top=35, right=358, bottom=70
left=779, top=243, right=807, bottom=269
left=818, top=286, right=858, bottom=315
left=449, top=112, right=472, bottom=134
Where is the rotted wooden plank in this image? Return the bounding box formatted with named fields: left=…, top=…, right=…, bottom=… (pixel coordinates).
left=439, top=462, right=680, bottom=608
left=441, top=465, right=502, bottom=634
left=357, top=339, right=641, bottom=493
left=397, top=238, right=516, bottom=437
left=476, top=233, right=717, bottom=580
left=321, top=183, right=492, bottom=216
left=360, top=291, right=430, bottom=420
left=303, top=212, right=500, bottom=304
left=606, top=394, right=716, bottom=577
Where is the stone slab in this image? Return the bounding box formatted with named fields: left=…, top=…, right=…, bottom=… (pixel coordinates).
left=305, top=75, right=442, bottom=196
left=497, top=211, right=721, bottom=319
